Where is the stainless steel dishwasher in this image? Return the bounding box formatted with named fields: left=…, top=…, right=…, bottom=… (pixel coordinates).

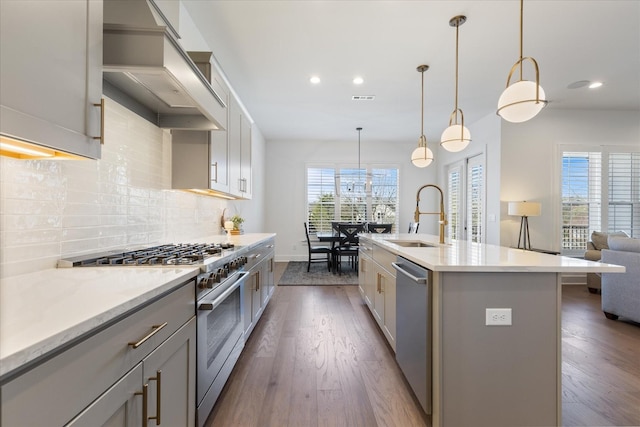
left=392, top=256, right=432, bottom=414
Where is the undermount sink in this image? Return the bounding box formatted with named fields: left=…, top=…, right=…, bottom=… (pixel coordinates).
left=387, top=240, right=435, bottom=248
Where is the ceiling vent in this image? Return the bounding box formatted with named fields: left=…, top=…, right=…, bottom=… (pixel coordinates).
left=352, top=95, right=375, bottom=101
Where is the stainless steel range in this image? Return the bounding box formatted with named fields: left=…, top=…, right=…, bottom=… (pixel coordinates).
left=58, top=242, right=250, bottom=427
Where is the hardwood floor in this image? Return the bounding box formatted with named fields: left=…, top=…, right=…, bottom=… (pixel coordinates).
left=561, top=285, right=640, bottom=427
left=205, top=266, right=640, bottom=427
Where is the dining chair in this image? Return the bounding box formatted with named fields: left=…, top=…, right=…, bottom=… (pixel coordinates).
left=408, top=222, right=420, bottom=233
left=304, top=222, right=332, bottom=272
left=334, top=223, right=366, bottom=274
left=367, top=223, right=393, bottom=234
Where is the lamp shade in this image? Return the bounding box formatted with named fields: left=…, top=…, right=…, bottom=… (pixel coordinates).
left=497, top=80, right=547, bottom=123
left=508, top=201, right=541, bottom=217
left=411, top=146, right=434, bottom=168
left=440, top=124, right=471, bottom=152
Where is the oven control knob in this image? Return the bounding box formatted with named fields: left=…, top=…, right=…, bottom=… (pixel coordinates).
left=219, top=267, right=228, bottom=278
left=199, top=273, right=213, bottom=289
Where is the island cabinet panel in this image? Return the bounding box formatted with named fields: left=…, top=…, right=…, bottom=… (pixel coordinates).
left=359, top=243, right=397, bottom=351
left=0, top=0, right=103, bottom=159
left=1, top=281, right=196, bottom=427
left=435, top=271, right=560, bottom=427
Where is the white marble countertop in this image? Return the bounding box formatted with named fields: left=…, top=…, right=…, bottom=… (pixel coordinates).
left=361, top=233, right=626, bottom=273
left=0, top=233, right=276, bottom=380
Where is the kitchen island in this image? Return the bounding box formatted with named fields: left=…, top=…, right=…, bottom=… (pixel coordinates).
left=358, top=233, right=625, bottom=427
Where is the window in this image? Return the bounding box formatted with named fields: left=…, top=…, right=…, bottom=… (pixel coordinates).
left=306, top=166, right=399, bottom=234
left=446, top=154, right=485, bottom=243
left=561, top=149, right=639, bottom=255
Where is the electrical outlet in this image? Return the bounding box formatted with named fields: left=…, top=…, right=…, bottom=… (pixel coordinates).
left=485, top=308, right=512, bottom=326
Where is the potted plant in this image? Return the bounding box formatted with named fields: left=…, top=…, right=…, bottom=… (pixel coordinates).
left=230, top=214, right=244, bottom=234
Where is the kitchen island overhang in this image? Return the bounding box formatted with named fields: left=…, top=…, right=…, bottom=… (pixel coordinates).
left=359, top=233, right=624, bottom=427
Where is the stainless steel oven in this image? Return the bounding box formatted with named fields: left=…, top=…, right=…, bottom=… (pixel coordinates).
left=196, top=268, right=247, bottom=426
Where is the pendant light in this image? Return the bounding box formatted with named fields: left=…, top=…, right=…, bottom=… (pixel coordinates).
left=497, top=0, right=547, bottom=123
left=411, top=65, right=434, bottom=168
left=441, top=15, right=471, bottom=153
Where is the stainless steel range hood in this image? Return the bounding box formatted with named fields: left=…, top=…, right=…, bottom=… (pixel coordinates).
left=103, top=0, right=226, bottom=130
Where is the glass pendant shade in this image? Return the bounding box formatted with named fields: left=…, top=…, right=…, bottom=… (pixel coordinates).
left=440, top=124, right=471, bottom=152
left=411, top=145, right=434, bottom=168
left=497, top=80, right=547, bottom=123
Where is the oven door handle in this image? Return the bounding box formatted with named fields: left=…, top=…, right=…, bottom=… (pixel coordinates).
left=198, top=271, right=247, bottom=311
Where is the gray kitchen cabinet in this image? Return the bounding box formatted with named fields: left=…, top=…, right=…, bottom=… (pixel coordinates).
left=0, top=0, right=103, bottom=159
left=228, top=97, right=252, bottom=199
left=358, top=243, right=397, bottom=351
left=243, top=240, right=275, bottom=337
left=1, top=281, right=196, bottom=427
left=149, top=0, right=181, bottom=39
left=172, top=129, right=230, bottom=194
left=66, top=317, right=195, bottom=427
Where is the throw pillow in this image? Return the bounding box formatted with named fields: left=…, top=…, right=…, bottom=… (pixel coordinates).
left=608, top=236, right=640, bottom=253
left=591, top=231, right=628, bottom=250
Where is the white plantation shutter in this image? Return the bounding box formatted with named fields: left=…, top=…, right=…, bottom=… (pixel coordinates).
left=561, top=152, right=601, bottom=253
left=307, top=166, right=399, bottom=233
left=307, top=168, right=336, bottom=233
left=466, top=155, right=484, bottom=243
left=561, top=149, right=638, bottom=255
left=608, top=152, right=640, bottom=237
left=447, top=164, right=462, bottom=240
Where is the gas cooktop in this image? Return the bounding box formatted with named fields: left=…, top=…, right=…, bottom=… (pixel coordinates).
left=57, top=242, right=236, bottom=268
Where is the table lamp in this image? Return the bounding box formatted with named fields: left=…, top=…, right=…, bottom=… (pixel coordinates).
left=508, top=201, right=541, bottom=250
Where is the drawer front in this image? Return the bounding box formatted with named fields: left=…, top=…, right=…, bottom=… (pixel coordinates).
left=373, top=245, right=397, bottom=277
left=359, top=239, right=374, bottom=256
left=1, top=280, right=195, bottom=427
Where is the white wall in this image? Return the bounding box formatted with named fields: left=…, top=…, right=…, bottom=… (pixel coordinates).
left=499, top=108, right=640, bottom=251
left=264, top=138, right=437, bottom=262
left=0, top=98, right=269, bottom=278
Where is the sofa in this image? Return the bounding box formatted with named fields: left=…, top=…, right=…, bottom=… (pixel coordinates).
left=601, top=236, right=640, bottom=323
left=584, top=231, right=628, bottom=293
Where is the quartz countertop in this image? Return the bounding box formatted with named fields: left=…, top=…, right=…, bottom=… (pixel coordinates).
left=0, top=233, right=276, bottom=380
left=361, top=233, right=626, bottom=273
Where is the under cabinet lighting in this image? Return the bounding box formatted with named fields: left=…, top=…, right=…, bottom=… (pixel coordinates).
left=0, top=135, right=85, bottom=160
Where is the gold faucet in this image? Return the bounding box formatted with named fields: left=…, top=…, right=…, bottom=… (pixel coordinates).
left=414, top=184, right=448, bottom=244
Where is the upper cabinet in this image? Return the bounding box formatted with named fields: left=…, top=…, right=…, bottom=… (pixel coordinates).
left=228, top=97, right=252, bottom=199
left=148, top=0, right=181, bottom=40
left=0, top=0, right=103, bottom=159
left=172, top=52, right=252, bottom=200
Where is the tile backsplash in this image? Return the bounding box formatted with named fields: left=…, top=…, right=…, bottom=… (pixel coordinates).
left=0, top=98, right=227, bottom=278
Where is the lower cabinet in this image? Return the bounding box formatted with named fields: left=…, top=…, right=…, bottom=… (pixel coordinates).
left=67, top=318, right=196, bottom=427
left=359, top=243, right=397, bottom=351
left=1, top=280, right=196, bottom=427
left=243, top=240, right=275, bottom=338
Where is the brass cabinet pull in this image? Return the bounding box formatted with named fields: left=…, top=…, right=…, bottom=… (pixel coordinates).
left=269, top=258, right=273, bottom=273
left=135, top=384, right=149, bottom=426
left=128, top=322, right=168, bottom=349
left=148, top=370, right=162, bottom=425
left=92, top=98, right=105, bottom=144
left=377, top=273, right=381, bottom=293
left=256, top=271, right=260, bottom=291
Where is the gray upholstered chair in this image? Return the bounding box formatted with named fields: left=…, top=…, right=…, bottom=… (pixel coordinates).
left=584, top=231, right=628, bottom=293
left=601, top=236, right=640, bottom=323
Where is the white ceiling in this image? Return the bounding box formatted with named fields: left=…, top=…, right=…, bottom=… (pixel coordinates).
left=182, top=0, right=640, bottom=145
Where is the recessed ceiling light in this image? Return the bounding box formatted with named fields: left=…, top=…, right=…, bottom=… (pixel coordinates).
left=567, top=80, right=590, bottom=89
left=309, top=76, right=321, bottom=84
left=588, top=81, right=603, bottom=89
left=353, top=76, right=364, bottom=85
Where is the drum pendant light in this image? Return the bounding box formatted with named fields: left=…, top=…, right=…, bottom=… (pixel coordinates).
left=441, top=15, right=471, bottom=153
left=411, top=65, right=434, bottom=168
left=497, top=0, right=547, bottom=123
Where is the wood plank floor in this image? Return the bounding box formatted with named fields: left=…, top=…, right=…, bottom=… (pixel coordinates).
left=205, top=265, right=640, bottom=427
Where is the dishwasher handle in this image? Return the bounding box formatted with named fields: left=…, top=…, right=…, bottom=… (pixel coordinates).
left=392, top=262, right=427, bottom=284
